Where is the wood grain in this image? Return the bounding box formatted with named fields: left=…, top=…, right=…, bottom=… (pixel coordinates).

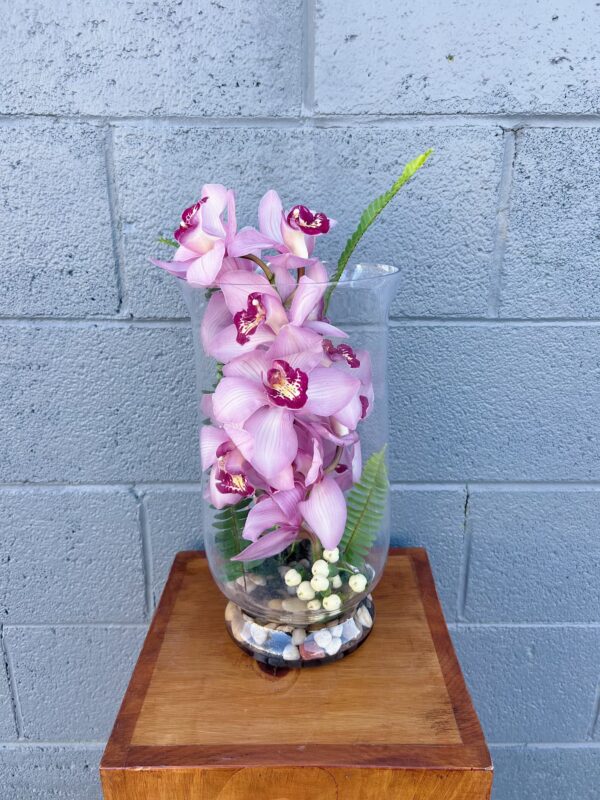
left=101, top=549, right=493, bottom=799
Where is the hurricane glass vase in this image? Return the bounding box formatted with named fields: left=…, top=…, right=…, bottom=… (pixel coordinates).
left=181, top=263, right=400, bottom=667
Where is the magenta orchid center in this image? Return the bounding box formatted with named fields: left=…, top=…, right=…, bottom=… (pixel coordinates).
left=173, top=197, right=207, bottom=242
left=233, top=292, right=267, bottom=345
left=323, top=339, right=361, bottom=368
left=264, top=359, right=308, bottom=409
left=286, top=204, right=331, bottom=235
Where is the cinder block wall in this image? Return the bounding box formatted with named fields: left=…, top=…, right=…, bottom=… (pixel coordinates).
left=1, top=2, right=599, bottom=798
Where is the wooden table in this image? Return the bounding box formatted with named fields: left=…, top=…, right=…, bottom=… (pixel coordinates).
left=101, top=549, right=492, bottom=799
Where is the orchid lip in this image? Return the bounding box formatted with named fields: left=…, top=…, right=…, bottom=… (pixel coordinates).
left=286, top=204, right=330, bottom=235
left=323, top=339, right=361, bottom=368
left=174, top=197, right=208, bottom=240
left=264, top=359, right=308, bottom=409
left=215, top=463, right=254, bottom=496
left=360, top=395, right=369, bottom=419
left=233, top=292, right=267, bottom=345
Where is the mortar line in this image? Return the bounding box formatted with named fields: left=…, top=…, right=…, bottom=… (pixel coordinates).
left=450, top=622, right=600, bottom=630
left=301, top=0, right=316, bottom=115
left=587, top=677, right=600, bottom=740
left=103, top=125, right=127, bottom=315
left=488, top=741, right=600, bottom=749
left=5, top=111, right=600, bottom=128
left=487, top=130, right=516, bottom=316
left=456, top=485, right=472, bottom=622
left=3, top=623, right=148, bottom=630
left=130, top=487, right=155, bottom=617
left=0, top=741, right=107, bottom=748
left=0, top=627, right=24, bottom=739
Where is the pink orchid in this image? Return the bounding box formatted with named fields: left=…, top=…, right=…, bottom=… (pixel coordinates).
left=230, top=190, right=334, bottom=260
left=200, top=425, right=256, bottom=509
left=152, top=184, right=250, bottom=287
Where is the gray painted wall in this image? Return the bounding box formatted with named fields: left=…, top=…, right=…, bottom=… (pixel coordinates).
left=1, top=1, right=599, bottom=797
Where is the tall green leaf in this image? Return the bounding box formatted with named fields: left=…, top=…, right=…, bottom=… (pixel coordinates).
left=339, top=446, right=389, bottom=568
left=213, top=497, right=255, bottom=581
left=323, top=149, right=433, bottom=311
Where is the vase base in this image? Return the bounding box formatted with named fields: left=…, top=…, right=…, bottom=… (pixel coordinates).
left=225, top=596, right=375, bottom=668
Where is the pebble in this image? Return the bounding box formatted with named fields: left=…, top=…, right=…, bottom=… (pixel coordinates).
left=324, top=637, right=342, bottom=656
left=356, top=605, right=373, bottom=628
left=292, top=628, right=307, bottom=645
left=231, top=616, right=245, bottom=641
left=342, top=618, right=361, bottom=640
left=328, top=623, right=344, bottom=638
left=287, top=585, right=298, bottom=595
left=282, top=597, right=308, bottom=613
left=282, top=644, right=300, bottom=661
left=276, top=624, right=294, bottom=633
left=249, top=573, right=267, bottom=586
left=225, top=602, right=238, bottom=622
left=299, top=640, right=325, bottom=661
left=311, top=559, right=329, bottom=577
left=268, top=598, right=284, bottom=611
left=250, top=623, right=268, bottom=645
left=314, top=628, right=333, bottom=648
left=235, top=576, right=257, bottom=592
left=310, top=575, right=329, bottom=592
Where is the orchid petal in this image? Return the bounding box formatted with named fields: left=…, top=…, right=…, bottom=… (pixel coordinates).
left=149, top=257, right=191, bottom=278
left=259, top=189, right=284, bottom=243
left=271, top=262, right=297, bottom=301
left=212, top=377, right=266, bottom=424
left=242, top=496, right=283, bottom=542
left=201, top=292, right=231, bottom=355
left=208, top=323, right=275, bottom=362
left=266, top=324, right=324, bottom=372
left=225, top=189, right=237, bottom=243
left=245, top=406, right=298, bottom=484
left=298, top=475, right=347, bottom=549
left=200, top=425, right=229, bottom=470
left=199, top=183, right=228, bottom=238
left=271, top=483, right=304, bottom=523
left=219, top=270, right=277, bottom=315
left=304, top=320, right=349, bottom=338
left=223, top=350, right=270, bottom=382
left=223, top=424, right=254, bottom=462
left=232, top=526, right=298, bottom=561
left=227, top=226, right=283, bottom=257
left=333, top=392, right=363, bottom=430
left=304, top=367, right=361, bottom=416
left=262, top=293, right=289, bottom=333
left=305, top=438, right=324, bottom=486
left=289, top=276, right=326, bottom=326
left=208, top=465, right=242, bottom=509
left=186, top=240, right=226, bottom=287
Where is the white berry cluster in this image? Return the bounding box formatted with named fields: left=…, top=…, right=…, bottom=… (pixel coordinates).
left=282, top=547, right=369, bottom=612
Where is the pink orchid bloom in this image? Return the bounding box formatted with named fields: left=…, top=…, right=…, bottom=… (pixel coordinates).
left=298, top=473, right=347, bottom=550
left=230, top=190, right=334, bottom=260
left=200, top=425, right=256, bottom=509
left=232, top=484, right=304, bottom=561
left=152, top=184, right=251, bottom=287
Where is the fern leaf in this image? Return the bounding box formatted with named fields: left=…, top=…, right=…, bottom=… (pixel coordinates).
left=323, top=149, right=433, bottom=310
left=213, top=497, right=258, bottom=581
left=158, top=236, right=178, bottom=248
left=339, top=446, right=389, bottom=568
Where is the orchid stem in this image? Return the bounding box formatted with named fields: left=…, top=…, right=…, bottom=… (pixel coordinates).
left=324, top=445, right=344, bottom=474
left=241, top=253, right=274, bottom=282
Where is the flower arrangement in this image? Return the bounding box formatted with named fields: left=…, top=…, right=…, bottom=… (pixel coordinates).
left=153, top=149, right=431, bottom=663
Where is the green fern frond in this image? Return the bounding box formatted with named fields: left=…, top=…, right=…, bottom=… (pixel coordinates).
left=213, top=497, right=257, bottom=581
left=339, top=446, right=389, bottom=568
left=158, top=236, right=178, bottom=248
left=323, top=149, right=433, bottom=311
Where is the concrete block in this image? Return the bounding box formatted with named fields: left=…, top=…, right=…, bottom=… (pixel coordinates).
left=0, top=488, right=145, bottom=623
left=0, top=324, right=198, bottom=483
left=4, top=626, right=145, bottom=741
left=0, top=120, right=117, bottom=317
left=113, top=124, right=502, bottom=318
left=389, top=325, right=600, bottom=481
left=502, top=128, right=600, bottom=317
left=143, top=488, right=203, bottom=603
left=465, top=490, right=600, bottom=623
left=0, top=651, right=16, bottom=740
left=0, top=745, right=102, bottom=799
left=452, top=626, right=600, bottom=742
left=390, top=487, right=466, bottom=620
left=0, top=0, right=302, bottom=117
left=314, top=0, right=600, bottom=114
left=490, top=745, right=600, bottom=800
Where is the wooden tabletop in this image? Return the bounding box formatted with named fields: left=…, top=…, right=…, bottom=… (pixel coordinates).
left=101, top=549, right=492, bottom=800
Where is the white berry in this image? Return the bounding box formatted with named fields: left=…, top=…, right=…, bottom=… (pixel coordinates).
left=297, top=581, right=316, bottom=601
left=306, top=599, right=321, bottom=611
left=331, top=574, right=342, bottom=589
left=311, top=559, right=329, bottom=577
left=323, top=594, right=342, bottom=612
left=323, top=547, right=340, bottom=563
left=284, top=568, right=302, bottom=587
left=349, top=573, right=368, bottom=593
left=310, top=575, right=329, bottom=592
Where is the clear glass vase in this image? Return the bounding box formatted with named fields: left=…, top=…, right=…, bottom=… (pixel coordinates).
left=181, top=263, right=400, bottom=667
